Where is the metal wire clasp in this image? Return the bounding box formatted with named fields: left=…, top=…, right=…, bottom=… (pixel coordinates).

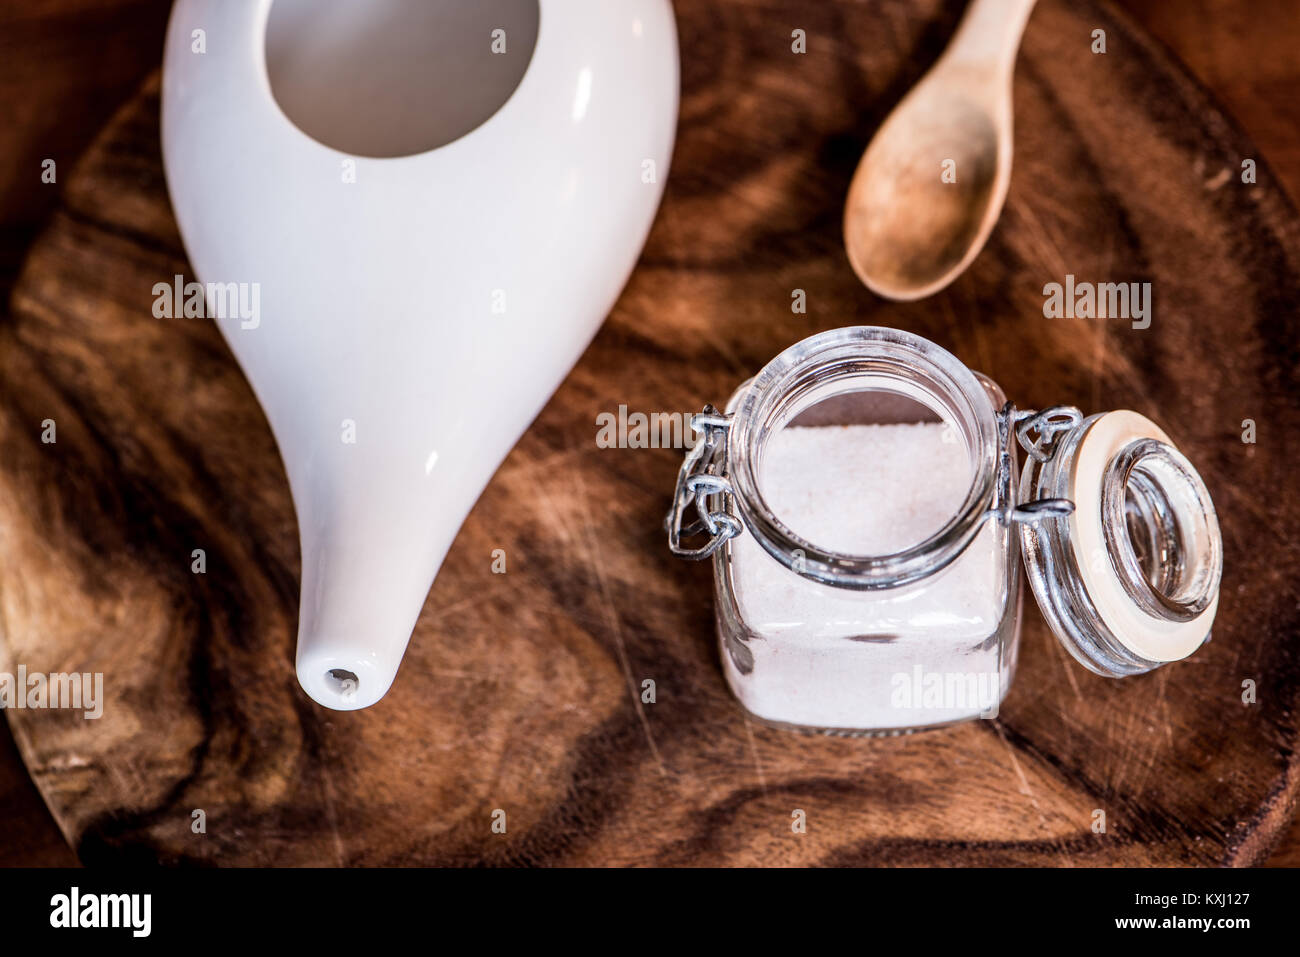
left=665, top=406, right=741, bottom=560
left=992, top=404, right=1082, bottom=525
left=1014, top=405, right=1083, bottom=463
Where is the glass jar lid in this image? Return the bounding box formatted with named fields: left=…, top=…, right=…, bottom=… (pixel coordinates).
left=1017, top=409, right=1223, bottom=676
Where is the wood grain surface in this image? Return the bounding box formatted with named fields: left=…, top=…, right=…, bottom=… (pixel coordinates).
left=2, top=0, right=1299, bottom=865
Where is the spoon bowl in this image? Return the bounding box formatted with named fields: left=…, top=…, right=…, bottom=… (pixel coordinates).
left=844, top=0, right=1036, bottom=300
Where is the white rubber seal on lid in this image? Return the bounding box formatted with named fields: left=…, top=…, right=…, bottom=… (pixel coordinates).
left=1068, top=411, right=1219, bottom=662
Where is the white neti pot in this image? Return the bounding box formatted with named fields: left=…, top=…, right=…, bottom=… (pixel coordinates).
left=161, top=0, right=679, bottom=709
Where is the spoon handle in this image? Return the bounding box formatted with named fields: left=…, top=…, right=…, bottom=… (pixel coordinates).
left=943, top=0, right=1037, bottom=74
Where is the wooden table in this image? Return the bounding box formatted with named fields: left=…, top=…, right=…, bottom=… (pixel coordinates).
left=2, top=0, right=1298, bottom=866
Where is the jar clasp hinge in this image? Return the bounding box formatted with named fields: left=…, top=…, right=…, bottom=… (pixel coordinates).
left=665, top=406, right=741, bottom=560
left=995, top=404, right=1081, bottom=525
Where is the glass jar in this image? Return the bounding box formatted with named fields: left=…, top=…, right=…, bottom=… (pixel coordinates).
left=666, top=327, right=1223, bottom=736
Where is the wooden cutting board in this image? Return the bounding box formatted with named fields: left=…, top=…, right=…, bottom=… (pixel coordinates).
left=3, top=0, right=1298, bottom=866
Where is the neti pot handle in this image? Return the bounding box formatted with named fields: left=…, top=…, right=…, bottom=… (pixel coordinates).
left=665, top=402, right=1083, bottom=562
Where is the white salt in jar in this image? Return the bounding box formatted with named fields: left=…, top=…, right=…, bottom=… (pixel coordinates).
left=666, top=327, right=1223, bottom=736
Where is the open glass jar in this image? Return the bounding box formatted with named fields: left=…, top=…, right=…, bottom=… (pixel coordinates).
left=666, top=327, right=1223, bottom=736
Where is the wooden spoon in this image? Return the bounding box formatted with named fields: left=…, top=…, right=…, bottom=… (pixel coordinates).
left=844, top=0, right=1037, bottom=300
